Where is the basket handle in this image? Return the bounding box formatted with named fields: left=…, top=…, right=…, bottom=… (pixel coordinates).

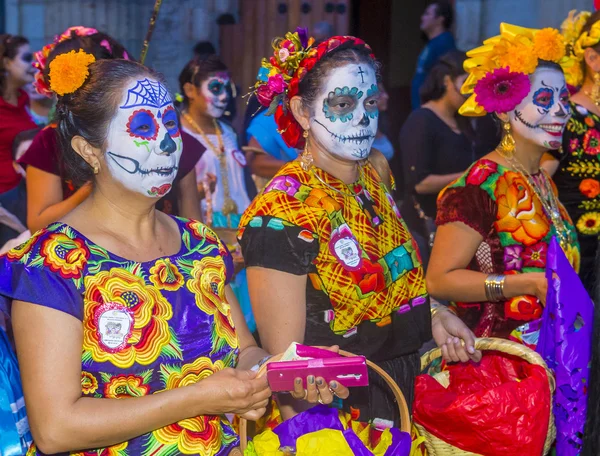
left=420, top=337, right=556, bottom=392
left=238, top=349, right=411, bottom=451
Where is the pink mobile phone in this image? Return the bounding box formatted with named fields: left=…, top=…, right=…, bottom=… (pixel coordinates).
left=266, top=356, right=369, bottom=392
left=294, top=344, right=341, bottom=359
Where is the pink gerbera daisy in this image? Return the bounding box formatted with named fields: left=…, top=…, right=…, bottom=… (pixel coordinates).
left=474, top=67, right=531, bottom=114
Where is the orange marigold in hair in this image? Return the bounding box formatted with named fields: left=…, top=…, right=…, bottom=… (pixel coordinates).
left=49, top=50, right=96, bottom=96
left=533, top=28, right=566, bottom=62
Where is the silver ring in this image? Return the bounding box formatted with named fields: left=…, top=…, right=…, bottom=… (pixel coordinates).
left=318, top=398, right=324, bottom=404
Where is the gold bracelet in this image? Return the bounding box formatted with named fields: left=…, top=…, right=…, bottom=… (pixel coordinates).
left=484, top=274, right=506, bottom=302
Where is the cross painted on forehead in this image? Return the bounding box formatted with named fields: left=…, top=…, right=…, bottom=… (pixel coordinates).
left=120, top=79, right=173, bottom=110
left=357, top=66, right=365, bottom=84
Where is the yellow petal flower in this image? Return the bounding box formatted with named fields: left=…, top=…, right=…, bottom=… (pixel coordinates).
left=49, top=50, right=96, bottom=96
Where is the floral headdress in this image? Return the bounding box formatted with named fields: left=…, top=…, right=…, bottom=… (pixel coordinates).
left=460, top=23, right=567, bottom=117
left=253, top=27, right=374, bottom=148
left=48, top=50, right=96, bottom=96
left=560, top=10, right=598, bottom=88
left=33, top=26, right=128, bottom=97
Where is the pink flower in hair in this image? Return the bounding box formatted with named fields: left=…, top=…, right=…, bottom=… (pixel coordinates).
left=100, top=39, right=112, bottom=54
left=256, top=84, right=275, bottom=107
left=267, top=74, right=286, bottom=94
left=474, top=67, right=531, bottom=114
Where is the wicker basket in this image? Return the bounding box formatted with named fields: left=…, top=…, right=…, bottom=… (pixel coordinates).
left=414, top=337, right=556, bottom=456
left=238, top=349, right=412, bottom=452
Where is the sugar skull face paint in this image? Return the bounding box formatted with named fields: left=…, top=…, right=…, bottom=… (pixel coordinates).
left=509, top=66, right=571, bottom=150
left=311, top=63, right=379, bottom=161
left=201, top=72, right=230, bottom=118
left=106, top=78, right=182, bottom=198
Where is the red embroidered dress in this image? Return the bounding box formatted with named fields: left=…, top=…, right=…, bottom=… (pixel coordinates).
left=436, top=158, right=580, bottom=340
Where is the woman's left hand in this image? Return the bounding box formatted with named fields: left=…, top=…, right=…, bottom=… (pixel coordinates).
left=285, top=345, right=350, bottom=405
left=289, top=376, right=350, bottom=404
left=432, top=306, right=482, bottom=363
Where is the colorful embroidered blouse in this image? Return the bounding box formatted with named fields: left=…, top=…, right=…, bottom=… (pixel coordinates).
left=238, top=161, right=431, bottom=362
left=0, top=217, right=240, bottom=456
left=436, top=159, right=580, bottom=340
left=551, top=101, right=600, bottom=291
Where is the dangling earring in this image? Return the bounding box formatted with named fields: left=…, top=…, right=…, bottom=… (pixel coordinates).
left=497, top=120, right=515, bottom=158
left=93, top=165, right=99, bottom=175
left=591, top=72, right=600, bottom=107
left=300, top=130, right=313, bottom=172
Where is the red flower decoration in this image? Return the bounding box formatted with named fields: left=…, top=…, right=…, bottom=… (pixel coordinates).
left=583, top=129, right=600, bottom=155
left=523, top=241, right=547, bottom=268
left=256, top=84, right=275, bottom=107
left=505, top=295, right=543, bottom=321
left=466, top=160, right=498, bottom=186
left=275, top=104, right=304, bottom=148
left=349, top=259, right=386, bottom=296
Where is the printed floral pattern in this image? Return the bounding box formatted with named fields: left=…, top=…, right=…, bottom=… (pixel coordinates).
left=40, top=232, right=90, bottom=278
left=147, top=358, right=237, bottom=455
left=149, top=258, right=184, bottom=291
left=2, top=217, right=240, bottom=455
left=304, top=187, right=343, bottom=214
left=186, top=256, right=238, bottom=352
left=495, top=171, right=550, bottom=245
left=467, top=160, right=498, bottom=186
left=576, top=212, right=600, bottom=235
left=438, top=159, right=579, bottom=337
left=81, top=371, right=98, bottom=395
left=83, top=268, right=176, bottom=368
left=102, top=371, right=152, bottom=399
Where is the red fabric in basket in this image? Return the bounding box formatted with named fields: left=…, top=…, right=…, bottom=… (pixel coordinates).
left=413, top=352, right=550, bottom=456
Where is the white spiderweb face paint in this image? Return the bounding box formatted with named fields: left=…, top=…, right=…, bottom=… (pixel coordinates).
left=106, top=78, right=183, bottom=198
left=310, top=63, right=379, bottom=161
left=509, top=67, right=571, bottom=150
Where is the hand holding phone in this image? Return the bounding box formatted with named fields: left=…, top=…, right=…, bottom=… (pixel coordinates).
left=266, top=356, right=368, bottom=392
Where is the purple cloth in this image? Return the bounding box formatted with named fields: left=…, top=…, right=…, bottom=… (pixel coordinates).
left=272, top=404, right=411, bottom=455
left=273, top=405, right=344, bottom=448
left=537, top=236, right=593, bottom=455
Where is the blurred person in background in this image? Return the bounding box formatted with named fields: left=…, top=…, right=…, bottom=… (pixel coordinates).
left=23, top=82, right=52, bottom=126
left=312, top=21, right=334, bottom=44
left=0, top=34, right=37, bottom=244
left=400, top=51, right=473, bottom=264
left=372, top=82, right=394, bottom=161
left=410, top=0, right=456, bottom=110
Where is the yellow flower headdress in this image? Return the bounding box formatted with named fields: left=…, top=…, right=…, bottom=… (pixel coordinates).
left=48, top=49, right=96, bottom=96
left=561, top=10, right=599, bottom=87
left=460, top=23, right=566, bottom=117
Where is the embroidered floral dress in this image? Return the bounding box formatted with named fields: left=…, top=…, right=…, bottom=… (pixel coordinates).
left=0, top=217, right=240, bottom=456
left=550, top=101, right=600, bottom=291
left=436, top=159, right=580, bottom=344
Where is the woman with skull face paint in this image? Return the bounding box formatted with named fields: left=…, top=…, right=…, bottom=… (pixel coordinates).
left=0, top=34, right=38, bottom=244
left=238, top=29, right=480, bottom=424
left=19, top=27, right=204, bottom=235
left=0, top=53, right=344, bottom=455
left=427, top=24, right=580, bottom=346
left=180, top=55, right=251, bottom=230
left=541, top=11, right=600, bottom=295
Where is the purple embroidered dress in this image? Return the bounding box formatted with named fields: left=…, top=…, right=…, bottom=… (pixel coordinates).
left=0, top=217, right=240, bottom=455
